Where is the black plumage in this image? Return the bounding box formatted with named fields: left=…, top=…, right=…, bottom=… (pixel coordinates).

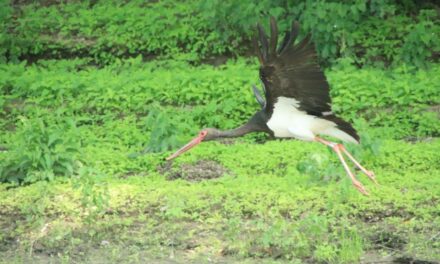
left=253, top=17, right=359, bottom=142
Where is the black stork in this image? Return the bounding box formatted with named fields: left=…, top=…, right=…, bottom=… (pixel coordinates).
left=167, top=17, right=377, bottom=195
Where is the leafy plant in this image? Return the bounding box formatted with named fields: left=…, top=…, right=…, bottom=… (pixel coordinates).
left=71, top=166, right=109, bottom=221
left=399, top=9, right=440, bottom=68
left=0, top=117, right=81, bottom=184
left=142, top=107, right=191, bottom=153
left=0, top=1, right=439, bottom=263
left=0, top=0, right=13, bottom=63
left=1, top=0, right=438, bottom=67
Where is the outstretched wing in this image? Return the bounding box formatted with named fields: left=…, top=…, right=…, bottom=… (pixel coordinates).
left=253, top=17, right=360, bottom=142
left=253, top=17, right=331, bottom=117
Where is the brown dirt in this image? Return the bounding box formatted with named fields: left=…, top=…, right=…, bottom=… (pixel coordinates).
left=158, top=160, right=230, bottom=182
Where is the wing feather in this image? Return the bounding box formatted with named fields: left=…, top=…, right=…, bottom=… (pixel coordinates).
left=269, top=17, right=278, bottom=57
left=254, top=18, right=359, bottom=142
left=279, top=21, right=300, bottom=55
left=256, top=19, right=331, bottom=116
left=257, top=23, right=269, bottom=63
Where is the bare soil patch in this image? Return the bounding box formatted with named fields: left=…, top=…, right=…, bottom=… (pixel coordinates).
left=159, top=160, right=230, bottom=182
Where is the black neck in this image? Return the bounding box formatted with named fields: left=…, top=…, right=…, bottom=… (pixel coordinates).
left=218, top=123, right=254, bottom=138
left=211, top=111, right=270, bottom=139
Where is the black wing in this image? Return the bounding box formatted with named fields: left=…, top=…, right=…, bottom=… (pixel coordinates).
left=253, top=17, right=359, bottom=142
left=252, top=85, right=266, bottom=109
left=253, top=17, right=331, bottom=116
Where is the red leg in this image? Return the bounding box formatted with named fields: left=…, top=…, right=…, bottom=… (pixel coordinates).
left=315, top=137, right=371, bottom=195
left=339, top=145, right=378, bottom=185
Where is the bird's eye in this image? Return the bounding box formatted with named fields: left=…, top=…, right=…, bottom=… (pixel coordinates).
left=200, top=130, right=208, bottom=137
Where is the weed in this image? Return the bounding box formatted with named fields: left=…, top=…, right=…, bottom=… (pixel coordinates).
left=0, top=117, right=80, bottom=184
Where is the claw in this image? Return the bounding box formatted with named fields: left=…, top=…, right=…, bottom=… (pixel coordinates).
left=365, top=170, right=378, bottom=185
left=340, top=145, right=379, bottom=185
left=314, top=137, right=377, bottom=195
left=352, top=180, right=369, bottom=196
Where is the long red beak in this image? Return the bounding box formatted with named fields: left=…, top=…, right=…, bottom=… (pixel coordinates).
left=166, top=131, right=207, bottom=160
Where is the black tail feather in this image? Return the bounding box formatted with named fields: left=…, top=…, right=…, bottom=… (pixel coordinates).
left=322, top=115, right=360, bottom=143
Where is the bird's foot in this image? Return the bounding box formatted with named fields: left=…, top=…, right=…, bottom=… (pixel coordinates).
left=315, top=137, right=375, bottom=196
left=363, top=170, right=378, bottom=185
left=333, top=144, right=370, bottom=196
left=337, top=144, right=379, bottom=185
left=331, top=144, right=370, bottom=196
left=352, top=179, right=369, bottom=196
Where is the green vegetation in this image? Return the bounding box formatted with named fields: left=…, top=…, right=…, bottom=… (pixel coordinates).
left=1, top=140, right=439, bottom=263
left=1, top=0, right=439, bottom=263
left=1, top=0, right=439, bottom=66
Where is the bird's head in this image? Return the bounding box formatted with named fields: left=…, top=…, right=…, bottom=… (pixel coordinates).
left=165, top=128, right=220, bottom=160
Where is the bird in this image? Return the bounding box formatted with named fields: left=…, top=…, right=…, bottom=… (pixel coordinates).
left=166, top=17, right=377, bottom=195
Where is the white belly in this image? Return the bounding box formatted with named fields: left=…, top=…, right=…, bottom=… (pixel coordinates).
left=266, top=97, right=357, bottom=143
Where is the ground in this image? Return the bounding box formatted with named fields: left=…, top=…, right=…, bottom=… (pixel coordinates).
left=1, top=139, right=439, bottom=263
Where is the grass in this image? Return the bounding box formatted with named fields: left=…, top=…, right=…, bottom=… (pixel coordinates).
left=0, top=55, right=439, bottom=263
left=1, top=1, right=439, bottom=262
left=1, top=138, right=439, bottom=263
